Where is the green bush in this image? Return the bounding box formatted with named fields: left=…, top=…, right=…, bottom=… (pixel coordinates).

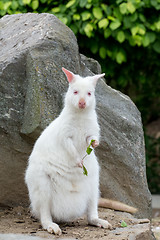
left=49, top=0, right=160, bottom=123
left=0, top=0, right=160, bottom=193
left=145, top=135, right=160, bottom=194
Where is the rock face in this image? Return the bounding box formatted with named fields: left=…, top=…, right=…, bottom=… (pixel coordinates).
left=0, top=13, right=151, bottom=219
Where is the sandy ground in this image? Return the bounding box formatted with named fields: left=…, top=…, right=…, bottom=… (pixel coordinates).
left=0, top=206, right=159, bottom=240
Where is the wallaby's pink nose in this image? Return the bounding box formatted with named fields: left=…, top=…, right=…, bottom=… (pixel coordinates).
left=79, top=98, right=86, bottom=109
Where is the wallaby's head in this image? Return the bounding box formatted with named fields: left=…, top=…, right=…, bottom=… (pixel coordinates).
left=62, top=67, right=105, bottom=111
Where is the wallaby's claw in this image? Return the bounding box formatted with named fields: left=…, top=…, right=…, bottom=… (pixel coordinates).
left=91, top=140, right=99, bottom=148
left=77, top=159, right=83, bottom=168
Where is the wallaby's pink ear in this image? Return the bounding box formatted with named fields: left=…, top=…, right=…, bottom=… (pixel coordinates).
left=62, top=67, right=75, bottom=83
left=92, top=73, right=105, bottom=86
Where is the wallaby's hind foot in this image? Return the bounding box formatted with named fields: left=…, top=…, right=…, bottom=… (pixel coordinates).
left=43, top=222, right=62, bottom=235
left=88, top=218, right=112, bottom=230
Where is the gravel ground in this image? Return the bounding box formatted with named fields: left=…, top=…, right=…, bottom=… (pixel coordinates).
left=0, top=206, right=158, bottom=240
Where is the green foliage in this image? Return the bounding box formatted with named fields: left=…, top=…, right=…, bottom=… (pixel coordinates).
left=120, top=220, right=128, bottom=228
left=86, top=139, right=94, bottom=155
left=82, top=139, right=94, bottom=176
left=83, top=165, right=88, bottom=176
left=49, top=0, right=160, bottom=123
left=145, top=135, right=160, bottom=194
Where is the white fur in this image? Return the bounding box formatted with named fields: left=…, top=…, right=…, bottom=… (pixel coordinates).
left=25, top=69, right=112, bottom=235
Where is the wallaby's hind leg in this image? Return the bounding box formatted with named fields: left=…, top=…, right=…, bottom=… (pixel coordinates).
left=40, top=204, right=61, bottom=235
left=87, top=198, right=112, bottom=229
left=38, top=175, right=62, bottom=235
left=27, top=171, right=62, bottom=235
left=87, top=180, right=112, bottom=230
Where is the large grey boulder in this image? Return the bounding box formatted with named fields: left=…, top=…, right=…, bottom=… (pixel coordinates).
left=0, top=13, right=151, bottom=219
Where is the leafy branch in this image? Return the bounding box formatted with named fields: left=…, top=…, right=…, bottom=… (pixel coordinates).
left=82, top=139, right=95, bottom=176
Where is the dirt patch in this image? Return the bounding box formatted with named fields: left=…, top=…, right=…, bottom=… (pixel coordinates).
left=0, top=206, right=157, bottom=239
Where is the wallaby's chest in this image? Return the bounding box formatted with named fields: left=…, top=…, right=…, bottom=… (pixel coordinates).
left=66, top=117, right=93, bottom=137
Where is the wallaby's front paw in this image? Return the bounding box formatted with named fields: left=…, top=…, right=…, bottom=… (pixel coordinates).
left=89, top=218, right=112, bottom=230
left=47, top=223, right=62, bottom=235
left=77, top=159, right=83, bottom=168
left=91, top=140, right=99, bottom=148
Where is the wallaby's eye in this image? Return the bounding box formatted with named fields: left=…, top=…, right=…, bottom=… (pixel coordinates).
left=88, top=92, right=91, bottom=96
left=74, top=91, right=78, bottom=95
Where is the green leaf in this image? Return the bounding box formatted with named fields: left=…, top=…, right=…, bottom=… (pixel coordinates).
left=155, top=4, right=160, bottom=10
left=23, top=0, right=31, bottom=4
left=11, top=1, right=19, bottom=10
left=139, top=13, right=146, bottom=22
left=138, top=25, right=146, bottom=35
left=51, top=7, right=60, bottom=13
left=0, top=1, right=3, bottom=9
left=31, top=0, right=39, bottom=10
left=80, top=0, right=87, bottom=8
left=131, top=25, right=146, bottom=36
left=151, top=0, right=158, bottom=7
left=86, top=147, right=93, bottom=155
left=93, top=7, right=103, bottom=20
left=116, top=0, right=124, bottom=4
left=106, top=50, right=112, bottom=58
left=104, top=28, right=111, bottom=38
left=73, top=14, right=80, bottom=21
left=113, top=7, right=122, bottom=21
left=81, top=11, right=91, bottom=21
left=101, top=3, right=108, bottom=14
left=108, top=16, right=116, bottom=21
left=90, top=42, right=98, bottom=54
left=110, top=20, right=121, bottom=30
left=117, top=31, right=125, bottom=43
left=59, top=17, right=68, bottom=25
left=3, top=1, right=11, bottom=10
left=121, top=220, right=128, bottom=228
left=105, top=6, right=112, bottom=16
left=66, top=0, right=76, bottom=8
left=83, top=165, right=88, bottom=176
left=119, top=3, right=127, bottom=14
left=86, top=139, right=95, bottom=154
left=131, top=26, right=139, bottom=36
left=99, top=47, right=107, bottom=59
left=98, top=18, right=109, bottom=29
left=90, top=139, right=95, bottom=144
left=147, top=32, right=156, bottom=43
left=84, top=23, right=94, bottom=37
left=155, top=20, right=160, bottom=31
left=81, top=139, right=96, bottom=176
left=70, top=24, right=78, bottom=34
left=86, top=3, right=92, bottom=9
left=116, top=51, right=126, bottom=64
left=142, top=35, right=150, bottom=47
left=132, top=35, right=143, bottom=46
left=127, top=2, right=136, bottom=14
left=153, top=41, right=160, bottom=53
left=123, top=16, right=132, bottom=28
left=59, top=5, right=67, bottom=13
left=129, top=12, right=138, bottom=22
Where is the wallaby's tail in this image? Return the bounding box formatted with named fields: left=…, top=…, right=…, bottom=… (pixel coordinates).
left=98, top=198, right=138, bottom=214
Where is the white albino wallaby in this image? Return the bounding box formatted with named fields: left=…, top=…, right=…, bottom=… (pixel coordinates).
left=25, top=67, right=112, bottom=235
